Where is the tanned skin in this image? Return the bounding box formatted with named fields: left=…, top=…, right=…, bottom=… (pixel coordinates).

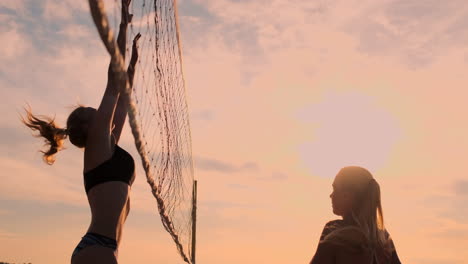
left=71, top=1, right=141, bottom=263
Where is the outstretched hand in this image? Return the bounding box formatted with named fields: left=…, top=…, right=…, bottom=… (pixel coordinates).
left=131, top=33, right=142, bottom=60
left=127, top=32, right=142, bottom=88
left=122, top=0, right=133, bottom=25
left=133, top=33, right=142, bottom=47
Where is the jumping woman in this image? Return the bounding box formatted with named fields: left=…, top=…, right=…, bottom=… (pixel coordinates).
left=310, top=166, right=402, bottom=264
left=22, top=1, right=141, bottom=263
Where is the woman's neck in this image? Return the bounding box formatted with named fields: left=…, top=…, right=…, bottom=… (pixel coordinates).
left=342, top=213, right=355, bottom=224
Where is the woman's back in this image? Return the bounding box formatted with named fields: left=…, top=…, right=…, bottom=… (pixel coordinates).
left=311, top=220, right=401, bottom=264
left=310, top=167, right=402, bottom=264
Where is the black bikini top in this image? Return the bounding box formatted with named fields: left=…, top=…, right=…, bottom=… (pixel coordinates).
left=84, top=145, right=135, bottom=194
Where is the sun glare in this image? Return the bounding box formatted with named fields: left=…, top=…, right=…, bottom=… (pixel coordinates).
left=297, top=91, right=402, bottom=178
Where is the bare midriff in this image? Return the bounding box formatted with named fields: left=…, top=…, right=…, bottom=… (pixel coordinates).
left=86, top=181, right=131, bottom=245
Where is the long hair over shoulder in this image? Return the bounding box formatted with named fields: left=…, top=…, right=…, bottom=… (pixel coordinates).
left=323, top=166, right=394, bottom=262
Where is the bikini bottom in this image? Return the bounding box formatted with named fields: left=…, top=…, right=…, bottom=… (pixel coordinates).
left=71, top=232, right=118, bottom=259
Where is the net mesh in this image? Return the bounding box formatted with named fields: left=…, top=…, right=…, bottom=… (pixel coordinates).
left=89, top=0, right=195, bottom=263
left=128, top=0, right=195, bottom=262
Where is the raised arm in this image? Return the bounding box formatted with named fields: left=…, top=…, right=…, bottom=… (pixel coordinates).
left=112, top=32, right=141, bottom=143
left=85, top=0, right=134, bottom=164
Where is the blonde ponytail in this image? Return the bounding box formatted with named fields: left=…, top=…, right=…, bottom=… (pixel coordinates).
left=21, top=107, right=68, bottom=165
left=323, top=167, right=393, bottom=261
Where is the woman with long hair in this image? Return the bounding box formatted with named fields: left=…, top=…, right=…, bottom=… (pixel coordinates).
left=310, top=166, right=402, bottom=264
left=22, top=1, right=141, bottom=263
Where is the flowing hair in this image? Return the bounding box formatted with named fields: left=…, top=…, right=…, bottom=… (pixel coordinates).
left=323, top=166, right=393, bottom=263
left=21, top=106, right=68, bottom=165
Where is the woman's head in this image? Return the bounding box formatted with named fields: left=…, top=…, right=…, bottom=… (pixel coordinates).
left=66, top=106, right=96, bottom=148
left=330, top=166, right=377, bottom=217
left=21, top=105, right=96, bottom=164
left=325, top=166, right=389, bottom=256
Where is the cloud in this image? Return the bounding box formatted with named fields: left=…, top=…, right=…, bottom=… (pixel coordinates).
left=256, top=172, right=288, bottom=182
left=343, top=0, right=468, bottom=67
left=0, top=0, right=107, bottom=105
left=454, top=180, right=468, bottom=195
left=421, top=180, right=468, bottom=224
left=202, top=200, right=256, bottom=209
left=226, top=183, right=250, bottom=189
left=194, top=157, right=259, bottom=173
left=197, top=199, right=267, bottom=233
left=0, top=0, right=26, bottom=12
left=180, top=0, right=215, bottom=19
left=179, top=0, right=331, bottom=73
left=431, top=228, right=468, bottom=240
left=0, top=229, right=19, bottom=240
left=0, top=17, right=29, bottom=59
left=43, top=0, right=89, bottom=21
left=43, top=0, right=77, bottom=21
left=57, top=23, right=95, bottom=42
left=439, top=180, right=468, bottom=223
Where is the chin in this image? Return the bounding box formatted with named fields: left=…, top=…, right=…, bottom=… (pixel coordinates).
left=332, top=208, right=342, bottom=216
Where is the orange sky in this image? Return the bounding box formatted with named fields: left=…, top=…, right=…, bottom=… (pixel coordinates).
left=1, top=0, right=468, bottom=263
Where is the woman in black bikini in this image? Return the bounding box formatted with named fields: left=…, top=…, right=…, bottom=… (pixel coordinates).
left=22, top=1, right=140, bottom=263
left=310, top=166, right=402, bottom=264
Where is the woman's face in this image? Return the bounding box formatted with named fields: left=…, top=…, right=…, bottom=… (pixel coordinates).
left=330, top=177, right=354, bottom=216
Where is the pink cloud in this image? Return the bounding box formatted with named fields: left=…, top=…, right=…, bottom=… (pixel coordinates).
left=0, top=229, right=19, bottom=240
left=0, top=0, right=26, bottom=11
left=0, top=20, right=29, bottom=59
left=43, top=0, right=89, bottom=21
left=2, top=0, right=468, bottom=263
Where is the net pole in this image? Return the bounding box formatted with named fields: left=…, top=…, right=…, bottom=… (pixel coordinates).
left=191, top=180, right=197, bottom=264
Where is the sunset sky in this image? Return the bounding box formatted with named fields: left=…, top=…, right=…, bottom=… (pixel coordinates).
left=1, top=0, right=468, bottom=263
